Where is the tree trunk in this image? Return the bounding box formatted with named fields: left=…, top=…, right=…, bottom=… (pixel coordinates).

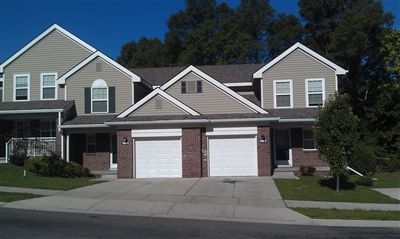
left=336, top=175, right=340, bottom=192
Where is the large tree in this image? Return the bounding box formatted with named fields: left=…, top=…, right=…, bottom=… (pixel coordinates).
left=314, top=94, right=359, bottom=192
left=117, top=38, right=166, bottom=68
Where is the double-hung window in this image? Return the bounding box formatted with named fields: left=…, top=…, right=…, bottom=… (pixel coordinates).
left=274, top=80, right=292, bottom=108
left=41, top=73, right=57, bottom=100
left=306, top=78, right=325, bottom=107
left=14, top=74, right=30, bottom=101
left=40, top=120, right=56, bottom=137
left=86, top=134, right=96, bottom=153
left=91, top=79, right=108, bottom=113
left=303, top=129, right=316, bottom=150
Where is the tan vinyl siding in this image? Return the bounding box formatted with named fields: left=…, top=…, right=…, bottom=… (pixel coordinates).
left=3, top=30, right=92, bottom=102
left=166, top=72, right=253, bottom=114
left=132, top=95, right=187, bottom=116
left=262, top=49, right=336, bottom=108
left=66, top=57, right=133, bottom=115
left=58, top=85, right=65, bottom=100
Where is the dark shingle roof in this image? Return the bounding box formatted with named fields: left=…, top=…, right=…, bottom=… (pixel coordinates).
left=266, top=108, right=318, bottom=119
left=131, top=64, right=264, bottom=86
left=63, top=115, right=117, bottom=125
left=0, top=100, right=74, bottom=111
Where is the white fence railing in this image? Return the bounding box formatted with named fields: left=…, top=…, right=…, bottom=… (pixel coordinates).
left=5, top=137, right=56, bottom=162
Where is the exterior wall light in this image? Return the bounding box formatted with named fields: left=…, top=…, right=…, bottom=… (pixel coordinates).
left=122, top=138, right=129, bottom=145
left=259, top=134, right=267, bottom=143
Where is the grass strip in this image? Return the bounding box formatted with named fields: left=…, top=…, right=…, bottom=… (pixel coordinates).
left=0, top=191, right=41, bottom=202
left=292, top=207, right=400, bottom=220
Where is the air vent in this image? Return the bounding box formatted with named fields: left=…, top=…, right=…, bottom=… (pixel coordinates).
left=96, top=63, right=103, bottom=72
left=155, top=98, right=163, bottom=109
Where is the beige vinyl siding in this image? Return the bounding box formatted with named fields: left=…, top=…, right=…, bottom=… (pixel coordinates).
left=66, top=57, right=132, bottom=115
left=262, top=49, right=336, bottom=108
left=3, top=30, right=92, bottom=102
left=132, top=95, right=187, bottom=116
left=166, top=72, right=253, bottom=114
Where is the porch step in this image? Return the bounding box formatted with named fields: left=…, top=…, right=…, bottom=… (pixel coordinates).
left=272, top=171, right=299, bottom=179
left=91, top=170, right=117, bottom=180
left=273, top=167, right=299, bottom=172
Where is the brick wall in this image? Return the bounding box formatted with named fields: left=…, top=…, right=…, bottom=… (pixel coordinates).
left=182, top=128, right=202, bottom=178
left=83, top=152, right=109, bottom=171
left=257, top=126, right=271, bottom=176
left=291, top=128, right=329, bottom=168
left=201, top=129, right=208, bottom=177
left=117, top=130, right=133, bottom=179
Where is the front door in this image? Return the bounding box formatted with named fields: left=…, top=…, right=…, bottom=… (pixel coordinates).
left=275, top=129, right=292, bottom=166
left=110, top=134, right=117, bottom=169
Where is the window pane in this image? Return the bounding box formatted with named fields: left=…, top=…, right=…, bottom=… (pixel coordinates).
left=304, top=129, right=313, bottom=139
left=92, top=101, right=107, bottom=112
left=16, top=76, right=28, bottom=88
left=309, top=94, right=323, bottom=106
left=181, top=81, right=186, bottom=93
left=42, top=75, right=55, bottom=87
left=308, top=80, right=322, bottom=93
left=304, top=139, right=315, bottom=149
left=196, top=81, right=202, bottom=93
left=92, top=88, right=107, bottom=99
left=276, top=95, right=291, bottom=107
left=43, top=88, right=55, bottom=99
left=16, top=89, right=27, bottom=100
left=276, top=82, right=290, bottom=94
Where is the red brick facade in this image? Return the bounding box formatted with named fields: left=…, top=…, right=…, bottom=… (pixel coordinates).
left=83, top=152, right=110, bottom=171
left=257, top=126, right=272, bottom=176
left=117, top=130, right=133, bottom=178
left=182, top=128, right=202, bottom=178
left=201, top=129, right=208, bottom=177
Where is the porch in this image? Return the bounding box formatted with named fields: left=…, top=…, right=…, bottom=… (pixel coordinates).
left=5, top=137, right=56, bottom=162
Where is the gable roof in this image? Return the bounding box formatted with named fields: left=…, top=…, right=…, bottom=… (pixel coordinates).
left=0, top=24, right=96, bottom=73
left=117, top=88, right=200, bottom=118
left=132, top=63, right=264, bottom=87
left=160, top=65, right=268, bottom=114
left=253, top=42, right=348, bottom=78
left=57, top=51, right=141, bottom=84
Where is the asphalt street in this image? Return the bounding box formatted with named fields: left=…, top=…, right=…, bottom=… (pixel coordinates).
left=0, top=208, right=398, bottom=239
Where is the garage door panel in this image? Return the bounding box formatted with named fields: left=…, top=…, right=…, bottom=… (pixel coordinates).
left=135, top=138, right=182, bottom=178
left=209, top=136, right=257, bottom=177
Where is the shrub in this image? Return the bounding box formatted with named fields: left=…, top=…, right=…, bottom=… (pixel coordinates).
left=378, top=157, right=400, bottom=172
left=355, top=176, right=373, bottom=186
left=25, top=153, right=94, bottom=178
left=300, top=165, right=316, bottom=176
left=9, top=141, right=29, bottom=166
left=349, top=142, right=377, bottom=175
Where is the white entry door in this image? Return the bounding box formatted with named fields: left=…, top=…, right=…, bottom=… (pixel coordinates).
left=209, top=136, right=257, bottom=176
left=135, top=137, right=182, bottom=178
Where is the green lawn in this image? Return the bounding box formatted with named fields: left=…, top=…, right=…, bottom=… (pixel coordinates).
left=292, top=208, right=400, bottom=220
left=274, top=175, right=399, bottom=204
left=0, top=192, right=41, bottom=202
left=372, top=172, right=400, bottom=188
left=0, top=164, right=101, bottom=190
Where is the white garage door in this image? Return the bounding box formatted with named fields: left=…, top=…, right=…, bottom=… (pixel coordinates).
left=209, top=136, right=257, bottom=176
left=135, top=138, right=182, bottom=178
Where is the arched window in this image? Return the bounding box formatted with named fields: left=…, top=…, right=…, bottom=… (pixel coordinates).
left=91, top=79, right=108, bottom=113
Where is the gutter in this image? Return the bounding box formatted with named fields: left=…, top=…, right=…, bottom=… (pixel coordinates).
left=279, top=118, right=316, bottom=123
left=0, top=109, right=64, bottom=114
left=60, top=124, right=110, bottom=129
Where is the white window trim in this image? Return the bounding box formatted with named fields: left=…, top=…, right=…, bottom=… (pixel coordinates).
left=305, top=78, right=325, bottom=108
left=91, top=79, right=109, bottom=113
left=13, top=74, right=30, bottom=101
left=273, top=79, right=293, bottom=109
left=40, top=73, right=58, bottom=100
left=303, top=128, right=317, bottom=151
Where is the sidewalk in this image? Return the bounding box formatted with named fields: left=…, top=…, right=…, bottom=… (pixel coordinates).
left=0, top=186, right=62, bottom=196
left=1, top=179, right=399, bottom=228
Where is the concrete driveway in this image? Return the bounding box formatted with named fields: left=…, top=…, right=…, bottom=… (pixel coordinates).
left=4, top=177, right=312, bottom=225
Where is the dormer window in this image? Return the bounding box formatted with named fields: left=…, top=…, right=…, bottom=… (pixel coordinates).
left=181, top=80, right=202, bottom=94
left=41, top=73, right=57, bottom=100
left=91, top=79, right=108, bottom=113
left=14, top=74, right=30, bottom=101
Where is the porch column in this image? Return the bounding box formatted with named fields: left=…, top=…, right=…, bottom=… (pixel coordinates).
left=66, top=134, right=70, bottom=162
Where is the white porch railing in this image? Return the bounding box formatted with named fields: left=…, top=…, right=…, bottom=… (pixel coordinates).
left=5, top=137, right=56, bottom=162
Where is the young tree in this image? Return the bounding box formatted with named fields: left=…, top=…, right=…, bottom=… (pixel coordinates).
left=314, top=94, right=359, bottom=192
